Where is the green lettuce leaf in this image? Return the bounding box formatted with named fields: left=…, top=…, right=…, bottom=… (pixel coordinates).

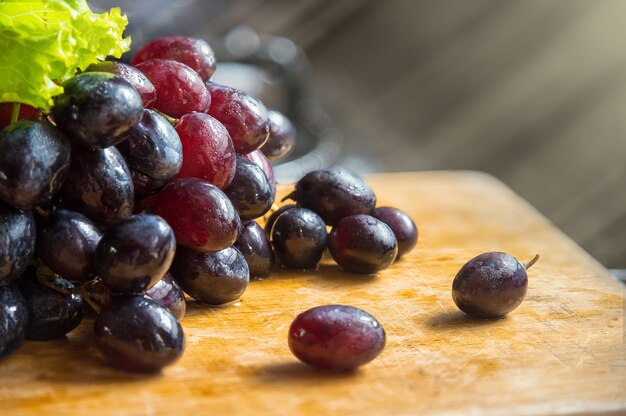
left=0, top=0, right=129, bottom=111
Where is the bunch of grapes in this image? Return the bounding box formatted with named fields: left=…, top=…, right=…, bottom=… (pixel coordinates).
left=0, top=36, right=298, bottom=371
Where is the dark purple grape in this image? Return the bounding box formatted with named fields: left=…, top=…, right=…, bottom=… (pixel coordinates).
left=85, top=61, right=157, bottom=108
left=328, top=215, right=397, bottom=274
left=371, top=207, right=417, bottom=258
left=271, top=208, right=326, bottom=269
left=94, top=294, right=185, bottom=372
left=242, top=149, right=276, bottom=199
left=291, top=167, right=376, bottom=226
left=96, top=214, right=175, bottom=294
left=234, top=221, right=274, bottom=278
left=452, top=252, right=534, bottom=319
left=0, top=202, right=35, bottom=285
left=60, top=146, right=134, bottom=227
left=264, top=204, right=296, bottom=236
left=130, top=170, right=166, bottom=200
left=224, top=156, right=274, bottom=221
left=261, top=110, right=296, bottom=162
left=135, top=59, right=210, bottom=118
left=0, top=120, right=70, bottom=209
left=170, top=246, right=249, bottom=305
left=132, top=36, right=217, bottom=82
left=37, top=209, right=102, bottom=283
left=117, top=109, right=182, bottom=181
left=288, top=305, right=385, bottom=370
left=0, top=283, right=28, bottom=357
left=155, top=178, right=241, bottom=252
left=18, top=271, right=83, bottom=340
left=144, top=273, right=186, bottom=320
left=207, top=83, right=270, bottom=154
left=52, top=72, right=143, bottom=149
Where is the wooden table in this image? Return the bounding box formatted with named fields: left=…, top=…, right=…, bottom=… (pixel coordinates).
left=1, top=171, right=624, bottom=415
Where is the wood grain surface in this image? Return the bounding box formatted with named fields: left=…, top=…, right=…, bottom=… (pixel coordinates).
left=0, top=171, right=624, bottom=415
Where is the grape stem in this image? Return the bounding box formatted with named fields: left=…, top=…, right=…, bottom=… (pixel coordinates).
left=153, top=109, right=179, bottom=127
left=281, top=191, right=296, bottom=203
left=524, top=254, right=540, bottom=270
left=10, top=103, right=20, bottom=124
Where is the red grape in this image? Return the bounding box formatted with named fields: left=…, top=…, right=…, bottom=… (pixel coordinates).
left=154, top=178, right=241, bottom=252
left=207, top=83, right=270, bottom=154
left=135, top=59, right=210, bottom=118
left=0, top=103, right=38, bottom=129
left=175, top=112, right=236, bottom=189
left=288, top=305, right=386, bottom=370
left=132, top=36, right=216, bottom=82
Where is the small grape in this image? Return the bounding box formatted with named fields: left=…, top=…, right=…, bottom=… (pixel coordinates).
left=170, top=246, right=249, bottom=305
left=290, top=167, right=376, bottom=226
left=85, top=61, right=157, bottom=108
left=175, top=112, right=236, bottom=190
left=264, top=204, right=296, bottom=236
left=261, top=110, right=296, bottom=162
left=0, top=120, right=70, bottom=209
left=135, top=59, right=210, bottom=118
left=371, top=207, right=418, bottom=258
left=94, top=294, right=185, bottom=372
left=132, top=36, right=217, bottom=82
left=328, top=215, right=398, bottom=274
left=234, top=221, right=274, bottom=278
left=242, top=149, right=276, bottom=199
left=288, top=305, right=385, bottom=370
left=154, top=178, right=241, bottom=252
left=452, top=252, right=536, bottom=319
left=224, top=156, right=274, bottom=221
left=0, top=283, right=28, bottom=357
left=0, top=202, right=35, bottom=285
left=37, top=209, right=102, bottom=283
left=271, top=208, right=326, bottom=269
left=207, top=83, right=270, bottom=154
left=96, top=214, right=175, bottom=294
left=144, top=273, right=186, bottom=320
left=52, top=72, right=143, bottom=149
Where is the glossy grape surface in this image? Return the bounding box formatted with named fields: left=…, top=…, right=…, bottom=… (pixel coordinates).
left=132, top=36, right=216, bottom=82
left=271, top=208, right=327, bottom=269
left=225, top=156, right=274, bottom=221
left=60, top=146, right=134, bottom=226
left=96, top=214, right=175, bottom=293
left=234, top=221, right=274, bottom=278
left=328, top=215, right=397, bottom=274
left=155, top=178, right=241, bottom=252
left=0, top=284, right=28, bottom=357
left=37, top=209, right=102, bottom=282
left=171, top=246, right=249, bottom=305
left=144, top=273, right=186, bottom=320
left=117, top=109, right=182, bottom=181
left=18, top=272, right=83, bottom=340
left=264, top=204, right=296, bottom=236
left=371, top=207, right=418, bottom=258
left=0, top=103, right=38, bottom=129
left=94, top=295, right=184, bottom=372
left=261, top=110, right=296, bottom=161
left=452, top=252, right=528, bottom=319
left=175, top=112, right=236, bottom=189
left=293, top=167, right=376, bottom=226
left=288, top=305, right=385, bottom=370
left=135, top=59, right=210, bottom=118
left=0, top=120, right=70, bottom=209
left=131, top=170, right=166, bottom=200
left=242, top=149, right=276, bottom=199
left=207, top=83, right=270, bottom=154
left=52, top=72, right=143, bottom=149
left=0, top=202, right=35, bottom=285
left=86, top=61, right=157, bottom=108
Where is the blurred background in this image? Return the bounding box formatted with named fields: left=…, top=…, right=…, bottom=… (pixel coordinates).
left=90, top=0, right=626, bottom=270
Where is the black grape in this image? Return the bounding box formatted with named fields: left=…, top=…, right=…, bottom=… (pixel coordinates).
left=0, top=202, right=35, bottom=285
left=0, top=120, right=70, bottom=209
left=271, top=208, right=327, bottom=269
left=0, top=283, right=28, bottom=357
left=52, top=72, right=143, bottom=149
left=224, top=156, right=274, bottom=221
left=234, top=221, right=274, bottom=278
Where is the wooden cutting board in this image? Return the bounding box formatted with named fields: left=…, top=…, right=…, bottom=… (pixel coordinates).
left=1, top=171, right=624, bottom=415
